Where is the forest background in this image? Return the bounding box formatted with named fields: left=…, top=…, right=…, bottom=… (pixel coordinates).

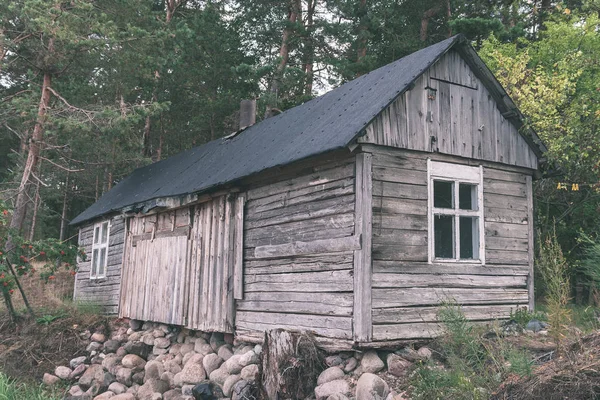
left=2, top=0, right=600, bottom=302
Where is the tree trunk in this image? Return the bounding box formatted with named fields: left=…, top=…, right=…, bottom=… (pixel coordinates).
left=5, top=259, right=34, bottom=317
left=2, top=289, right=17, bottom=323
left=265, top=0, right=300, bottom=119
left=356, top=0, right=368, bottom=66
left=538, top=0, right=552, bottom=32
left=28, top=175, right=40, bottom=241
left=59, top=172, right=69, bottom=241
left=303, top=0, right=316, bottom=96
left=446, top=0, right=452, bottom=37
left=9, top=71, right=52, bottom=244
left=420, top=5, right=441, bottom=41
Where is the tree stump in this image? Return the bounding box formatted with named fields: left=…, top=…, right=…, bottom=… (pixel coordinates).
left=261, top=329, right=323, bottom=400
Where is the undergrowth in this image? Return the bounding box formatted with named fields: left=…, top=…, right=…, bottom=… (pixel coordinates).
left=410, top=303, right=533, bottom=400
left=0, top=373, right=64, bottom=400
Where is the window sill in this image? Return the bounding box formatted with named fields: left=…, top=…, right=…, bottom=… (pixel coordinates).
left=89, top=277, right=108, bottom=284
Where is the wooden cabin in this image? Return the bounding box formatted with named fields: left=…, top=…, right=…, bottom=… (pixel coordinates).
left=71, top=35, right=546, bottom=349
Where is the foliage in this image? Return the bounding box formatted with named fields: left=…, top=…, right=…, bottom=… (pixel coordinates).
left=0, top=373, right=63, bottom=400
left=509, top=306, right=548, bottom=328
left=537, top=227, right=572, bottom=347
left=411, top=303, right=533, bottom=399
left=35, top=314, right=64, bottom=325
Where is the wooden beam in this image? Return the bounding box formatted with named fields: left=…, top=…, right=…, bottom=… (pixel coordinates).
left=233, top=194, right=246, bottom=300
left=353, top=152, right=373, bottom=342
left=253, top=234, right=361, bottom=259
left=526, top=175, right=535, bottom=310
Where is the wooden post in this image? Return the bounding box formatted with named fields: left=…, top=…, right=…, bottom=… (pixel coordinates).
left=353, top=152, right=373, bottom=342
left=526, top=175, right=535, bottom=310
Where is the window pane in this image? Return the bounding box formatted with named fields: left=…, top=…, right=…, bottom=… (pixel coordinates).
left=91, top=249, right=99, bottom=277
left=460, top=217, right=479, bottom=259
left=94, top=226, right=100, bottom=244
left=459, top=184, right=478, bottom=210
left=434, top=215, right=454, bottom=258
left=101, top=222, right=109, bottom=244
left=98, top=248, right=106, bottom=276
left=434, top=181, right=454, bottom=209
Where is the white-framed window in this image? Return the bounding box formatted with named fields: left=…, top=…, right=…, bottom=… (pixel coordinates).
left=90, top=221, right=110, bottom=279
left=427, top=160, right=485, bottom=264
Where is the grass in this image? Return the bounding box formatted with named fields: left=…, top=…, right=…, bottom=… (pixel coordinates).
left=0, top=373, right=64, bottom=400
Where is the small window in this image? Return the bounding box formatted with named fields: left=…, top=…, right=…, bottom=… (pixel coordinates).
left=428, top=160, right=484, bottom=263
left=91, top=221, right=110, bottom=279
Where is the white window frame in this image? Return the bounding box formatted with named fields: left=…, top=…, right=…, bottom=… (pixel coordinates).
left=90, top=220, right=110, bottom=279
left=427, top=159, right=485, bottom=264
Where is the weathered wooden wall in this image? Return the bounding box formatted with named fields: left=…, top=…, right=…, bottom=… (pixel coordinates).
left=75, top=216, right=125, bottom=314
left=358, top=50, right=538, bottom=170
left=236, top=153, right=358, bottom=342
left=367, top=146, right=531, bottom=341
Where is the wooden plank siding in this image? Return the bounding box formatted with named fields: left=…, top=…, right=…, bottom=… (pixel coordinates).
left=236, top=155, right=357, bottom=341
left=358, top=49, right=538, bottom=170
left=75, top=216, right=126, bottom=314
left=368, top=146, right=532, bottom=341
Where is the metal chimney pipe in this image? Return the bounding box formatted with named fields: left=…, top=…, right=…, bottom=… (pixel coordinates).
left=239, top=99, right=257, bottom=130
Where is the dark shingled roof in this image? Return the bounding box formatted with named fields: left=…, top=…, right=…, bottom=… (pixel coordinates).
left=71, top=35, right=543, bottom=226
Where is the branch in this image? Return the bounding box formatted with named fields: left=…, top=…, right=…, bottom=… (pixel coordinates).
left=38, top=156, right=84, bottom=173
left=46, top=87, right=96, bottom=122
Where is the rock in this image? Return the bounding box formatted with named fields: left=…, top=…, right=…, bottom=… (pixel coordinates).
left=161, top=371, right=175, bottom=387
left=43, top=373, right=61, bottom=386
left=55, top=365, right=73, bottom=380
left=417, top=347, right=432, bottom=360
left=234, top=345, right=254, bottom=355
left=145, top=360, right=165, bottom=381
left=526, top=319, right=547, bottom=333
left=132, top=371, right=145, bottom=385
left=351, top=366, right=363, bottom=378
left=314, top=379, right=351, bottom=400
left=318, top=366, right=345, bottom=386
left=80, top=330, right=92, bottom=340
left=122, top=354, right=147, bottom=370
left=195, top=343, right=214, bottom=356
left=79, top=364, right=105, bottom=389
left=130, top=320, right=143, bottom=331
left=124, top=341, right=152, bottom=359
left=169, top=344, right=182, bottom=355
left=343, top=357, right=358, bottom=373
left=71, top=356, right=88, bottom=369
left=155, top=337, right=171, bottom=349
left=174, top=361, right=206, bottom=386
left=142, top=334, right=156, bottom=346
left=153, top=347, right=169, bottom=356
left=253, top=344, right=262, bottom=356
left=209, top=332, right=225, bottom=351
left=70, top=364, right=88, bottom=379
left=104, top=340, right=121, bottom=354
left=217, top=345, right=234, bottom=361
left=240, top=350, right=259, bottom=366
left=116, top=347, right=127, bottom=357
left=386, top=354, right=412, bottom=377
left=184, top=353, right=204, bottom=367
left=180, top=344, right=194, bottom=356
left=355, top=373, right=390, bottom=400
left=93, top=392, right=114, bottom=400
left=111, top=394, right=136, bottom=400
left=164, top=360, right=182, bottom=375
left=91, top=332, right=107, bottom=343
left=202, top=353, right=223, bottom=375
left=137, top=378, right=169, bottom=400
left=240, top=364, right=259, bottom=381
left=360, top=351, right=384, bottom=374
left=223, top=374, right=242, bottom=397
left=325, top=355, right=343, bottom=367
left=69, top=385, right=85, bottom=396
left=115, top=367, right=133, bottom=386
left=395, top=347, right=420, bottom=362
left=181, top=384, right=194, bottom=396
left=152, top=329, right=166, bottom=339
left=327, top=395, right=350, bottom=400
left=208, top=367, right=230, bottom=386
left=108, top=382, right=128, bottom=395
left=102, top=355, right=123, bottom=375
left=163, top=389, right=183, bottom=400
left=231, top=380, right=256, bottom=400
left=191, top=381, right=222, bottom=399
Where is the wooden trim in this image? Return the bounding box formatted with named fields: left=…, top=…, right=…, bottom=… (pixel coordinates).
left=353, top=152, right=373, bottom=342
left=526, top=175, right=535, bottom=310
left=233, top=194, right=245, bottom=300
left=131, top=225, right=190, bottom=245
left=253, top=235, right=361, bottom=259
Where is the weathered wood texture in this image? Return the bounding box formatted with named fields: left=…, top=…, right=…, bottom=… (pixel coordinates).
left=369, top=146, right=531, bottom=341
left=358, top=50, right=538, bottom=170
left=119, top=195, right=243, bottom=332
left=74, top=216, right=126, bottom=314
left=237, top=155, right=356, bottom=340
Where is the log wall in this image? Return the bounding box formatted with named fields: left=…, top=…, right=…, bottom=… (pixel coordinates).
left=75, top=215, right=125, bottom=314
left=368, top=146, right=531, bottom=341
left=236, top=154, right=357, bottom=341
left=358, top=50, right=538, bottom=170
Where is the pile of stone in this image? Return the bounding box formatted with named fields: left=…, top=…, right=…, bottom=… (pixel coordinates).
left=312, top=346, right=432, bottom=400
left=43, top=320, right=260, bottom=400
